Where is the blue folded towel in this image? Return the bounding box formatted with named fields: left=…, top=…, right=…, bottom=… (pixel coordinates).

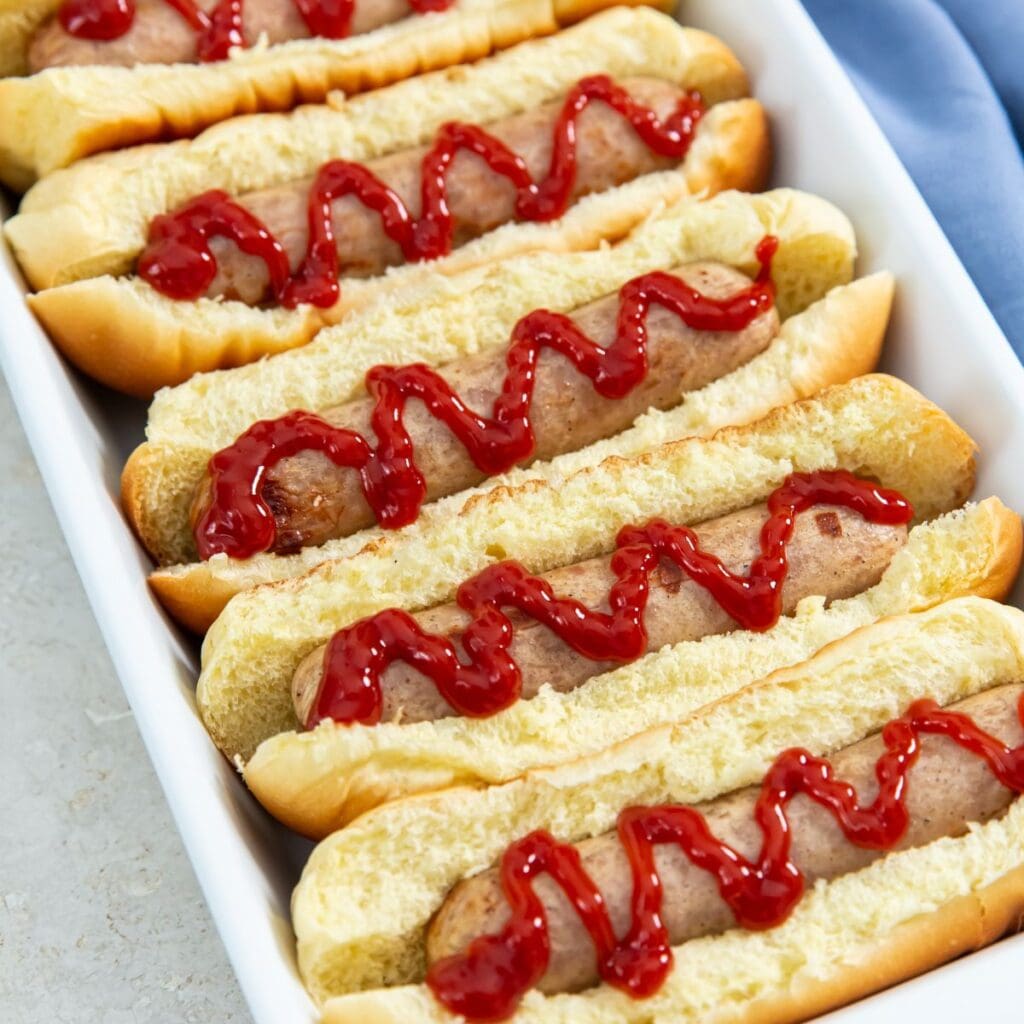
left=803, top=0, right=1024, bottom=356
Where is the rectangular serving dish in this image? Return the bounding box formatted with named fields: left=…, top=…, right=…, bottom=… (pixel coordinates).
left=1, top=1, right=1023, bottom=1020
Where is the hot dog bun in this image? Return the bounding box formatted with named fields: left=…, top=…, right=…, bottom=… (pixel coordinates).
left=290, top=596, right=1024, bottom=1018
left=124, top=187, right=862, bottom=628
left=0, top=0, right=675, bottom=188
left=8, top=9, right=744, bottom=288
left=196, top=374, right=992, bottom=769
left=245, top=497, right=1020, bottom=837
left=10, top=10, right=766, bottom=395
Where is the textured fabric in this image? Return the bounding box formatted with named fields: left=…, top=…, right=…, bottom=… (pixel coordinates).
left=803, top=0, right=1024, bottom=355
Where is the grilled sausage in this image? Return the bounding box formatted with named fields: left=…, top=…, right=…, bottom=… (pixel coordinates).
left=194, top=76, right=693, bottom=304
left=427, top=684, right=1024, bottom=993
left=28, top=0, right=413, bottom=71
left=190, top=260, right=780, bottom=556
left=292, top=501, right=909, bottom=726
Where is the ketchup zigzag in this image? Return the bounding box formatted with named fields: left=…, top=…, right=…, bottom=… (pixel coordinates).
left=426, top=693, right=1024, bottom=1021
left=194, top=236, right=777, bottom=561
left=308, top=470, right=914, bottom=726
left=59, top=0, right=454, bottom=60
left=138, top=75, right=705, bottom=307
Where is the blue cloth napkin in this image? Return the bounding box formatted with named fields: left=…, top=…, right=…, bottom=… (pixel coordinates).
left=802, top=0, right=1024, bottom=356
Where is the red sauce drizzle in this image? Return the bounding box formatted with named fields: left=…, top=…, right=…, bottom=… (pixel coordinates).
left=194, top=237, right=776, bottom=561
left=308, top=469, right=913, bottom=727
left=58, top=0, right=455, bottom=57
left=137, top=75, right=705, bottom=307
left=426, top=693, right=1024, bottom=1021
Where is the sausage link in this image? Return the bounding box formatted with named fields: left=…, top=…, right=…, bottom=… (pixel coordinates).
left=292, top=502, right=908, bottom=726
left=426, top=684, right=1024, bottom=993
left=190, top=261, right=780, bottom=555
left=197, top=76, right=691, bottom=304
left=29, top=0, right=412, bottom=71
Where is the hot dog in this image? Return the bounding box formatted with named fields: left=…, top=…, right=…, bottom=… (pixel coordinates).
left=290, top=500, right=906, bottom=728
left=289, top=597, right=1024, bottom=1020
left=9, top=11, right=766, bottom=393
left=0, top=1, right=676, bottom=187
left=189, top=259, right=781, bottom=558
left=245, top=495, right=1017, bottom=838
left=202, top=376, right=1012, bottom=840
left=426, top=682, right=1024, bottom=999
left=123, top=189, right=871, bottom=633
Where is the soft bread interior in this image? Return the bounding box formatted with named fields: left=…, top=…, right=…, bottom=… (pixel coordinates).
left=7, top=7, right=741, bottom=287
left=0, top=0, right=676, bottom=189
left=27, top=97, right=769, bottom=395
left=292, top=596, right=1024, bottom=1009
left=196, top=374, right=978, bottom=763
left=243, top=497, right=1023, bottom=837
left=126, top=187, right=854, bottom=570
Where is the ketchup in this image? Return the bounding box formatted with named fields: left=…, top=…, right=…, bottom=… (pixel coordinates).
left=427, top=693, right=1024, bottom=1020
left=194, top=237, right=776, bottom=561
left=58, top=0, right=455, bottom=57
left=138, top=76, right=706, bottom=306
left=307, top=470, right=913, bottom=727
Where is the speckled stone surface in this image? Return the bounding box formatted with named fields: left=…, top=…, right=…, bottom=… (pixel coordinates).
left=0, top=377, right=251, bottom=1023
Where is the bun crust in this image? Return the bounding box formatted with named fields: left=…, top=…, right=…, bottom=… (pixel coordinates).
left=195, top=374, right=982, bottom=765
left=0, top=0, right=675, bottom=188
left=290, top=597, right=1024, bottom=1009
left=123, top=187, right=855, bottom=580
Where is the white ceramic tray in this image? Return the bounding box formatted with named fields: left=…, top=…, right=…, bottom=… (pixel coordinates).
left=1, top=0, right=1023, bottom=1020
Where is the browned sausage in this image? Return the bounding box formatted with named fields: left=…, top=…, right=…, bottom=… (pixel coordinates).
left=190, top=260, right=780, bottom=557
left=195, top=76, right=692, bottom=304
left=28, top=0, right=412, bottom=71
left=426, top=684, right=1024, bottom=994
left=292, top=501, right=908, bottom=726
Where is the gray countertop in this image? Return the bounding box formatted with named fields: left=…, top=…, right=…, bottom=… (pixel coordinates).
left=0, top=376, right=251, bottom=1023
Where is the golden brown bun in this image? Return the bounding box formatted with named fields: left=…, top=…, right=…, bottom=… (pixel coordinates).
left=195, top=374, right=981, bottom=765
left=0, top=0, right=675, bottom=188
left=290, top=596, right=1024, bottom=1012
left=27, top=101, right=767, bottom=396
left=244, top=497, right=1022, bottom=837
left=11, top=11, right=762, bottom=394
left=124, top=187, right=853, bottom=585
